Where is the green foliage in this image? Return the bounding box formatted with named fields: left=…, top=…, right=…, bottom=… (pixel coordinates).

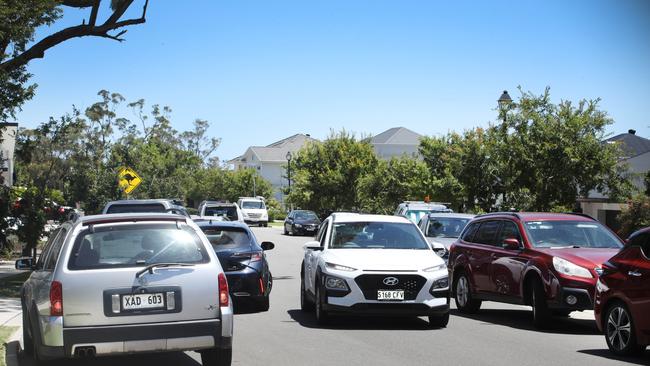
left=618, top=195, right=650, bottom=238
left=645, top=171, right=650, bottom=196
left=266, top=198, right=284, bottom=221
left=287, top=131, right=378, bottom=218
left=187, top=168, right=274, bottom=207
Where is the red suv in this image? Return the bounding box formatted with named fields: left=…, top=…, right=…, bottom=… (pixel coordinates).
left=594, top=227, right=650, bottom=356
left=448, top=212, right=623, bottom=328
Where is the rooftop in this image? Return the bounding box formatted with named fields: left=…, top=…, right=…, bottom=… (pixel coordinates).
left=605, top=129, right=650, bottom=158
left=370, top=127, right=423, bottom=145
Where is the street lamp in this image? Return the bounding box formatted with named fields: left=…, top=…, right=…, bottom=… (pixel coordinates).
left=497, top=90, right=512, bottom=123
left=285, top=151, right=292, bottom=194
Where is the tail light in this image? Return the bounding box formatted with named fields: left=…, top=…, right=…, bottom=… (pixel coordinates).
left=218, top=273, right=229, bottom=307
left=232, top=251, right=263, bottom=262
left=50, top=281, right=63, bottom=316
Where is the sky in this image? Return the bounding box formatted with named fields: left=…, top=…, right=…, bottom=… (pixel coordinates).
left=13, top=0, right=650, bottom=162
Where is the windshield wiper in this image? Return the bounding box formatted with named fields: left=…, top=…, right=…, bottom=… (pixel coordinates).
left=549, top=245, right=581, bottom=249
left=135, top=263, right=195, bottom=278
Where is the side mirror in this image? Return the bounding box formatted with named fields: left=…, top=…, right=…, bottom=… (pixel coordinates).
left=303, top=241, right=323, bottom=251
left=502, top=238, right=521, bottom=250
left=15, top=257, right=34, bottom=270
left=261, top=241, right=275, bottom=251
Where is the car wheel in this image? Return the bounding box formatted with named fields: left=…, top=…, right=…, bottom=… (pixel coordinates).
left=605, top=302, right=643, bottom=356
left=454, top=272, right=481, bottom=313
left=263, top=223, right=268, bottom=227
left=530, top=278, right=551, bottom=328
left=284, top=226, right=288, bottom=235
left=21, top=303, right=33, bottom=354
left=552, top=310, right=572, bottom=317
left=428, top=312, right=450, bottom=328
left=300, top=271, right=314, bottom=311
left=201, top=347, right=232, bottom=366
left=315, top=283, right=329, bottom=325
left=258, top=296, right=270, bottom=312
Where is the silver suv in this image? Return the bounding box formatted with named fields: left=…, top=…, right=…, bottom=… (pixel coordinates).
left=16, top=213, right=234, bottom=365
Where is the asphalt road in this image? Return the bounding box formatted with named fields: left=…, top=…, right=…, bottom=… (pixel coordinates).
left=14, top=225, right=649, bottom=366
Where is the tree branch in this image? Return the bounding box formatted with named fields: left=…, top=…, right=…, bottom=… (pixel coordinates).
left=0, top=0, right=147, bottom=72
left=89, top=0, right=100, bottom=26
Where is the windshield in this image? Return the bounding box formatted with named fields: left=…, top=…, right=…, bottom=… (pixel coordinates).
left=204, top=206, right=238, bottom=221
left=523, top=220, right=623, bottom=249
left=295, top=211, right=319, bottom=221
left=329, top=222, right=429, bottom=249
left=241, top=201, right=265, bottom=209
left=68, top=224, right=209, bottom=270
left=426, top=217, right=471, bottom=238
left=200, top=227, right=251, bottom=249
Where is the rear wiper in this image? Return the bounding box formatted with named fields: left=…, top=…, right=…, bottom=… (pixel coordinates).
left=135, top=263, right=195, bottom=278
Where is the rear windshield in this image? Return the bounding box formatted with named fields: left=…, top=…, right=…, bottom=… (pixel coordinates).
left=426, top=217, right=471, bottom=238
left=106, top=203, right=166, bottom=214
left=68, top=223, right=209, bottom=270
left=523, top=220, right=623, bottom=249
left=330, top=222, right=429, bottom=250
left=241, top=201, right=265, bottom=209
left=204, top=206, right=238, bottom=221
left=200, top=227, right=252, bottom=249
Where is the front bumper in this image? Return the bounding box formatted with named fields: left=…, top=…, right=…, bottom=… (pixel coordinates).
left=60, top=319, right=230, bottom=358
left=547, top=272, right=595, bottom=310
left=324, top=302, right=449, bottom=316
left=244, top=219, right=268, bottom=224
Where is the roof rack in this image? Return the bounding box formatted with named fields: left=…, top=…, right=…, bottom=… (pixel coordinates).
left=476, top=212, right=521, bottom=219
left=563, top=212, right=596, bottom=221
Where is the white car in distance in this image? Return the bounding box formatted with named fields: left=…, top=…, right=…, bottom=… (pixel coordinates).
left=300, top=213, right=450, bottom=327
left=237, top=197, right=269, bottom=227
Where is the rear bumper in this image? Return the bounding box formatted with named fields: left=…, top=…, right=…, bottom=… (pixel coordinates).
left=60, top=319, right=230, bottom=358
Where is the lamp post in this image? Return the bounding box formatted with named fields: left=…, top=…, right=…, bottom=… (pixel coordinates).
left=285, top=151, right=292, bottom=194
left=497, top=90, right=512, bottom=123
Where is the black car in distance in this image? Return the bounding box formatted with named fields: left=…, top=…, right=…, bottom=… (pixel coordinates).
left=196, top=220, right=274, bottom=313
left=284, top=210, right=321, bottom=236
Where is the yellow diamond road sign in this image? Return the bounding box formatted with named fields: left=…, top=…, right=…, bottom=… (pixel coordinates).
left=118, top=167, right=142, bottom=194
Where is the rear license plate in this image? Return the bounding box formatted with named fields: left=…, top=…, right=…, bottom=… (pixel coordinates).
left=122, top=293, right=165, bottom=310
left=377, top=290, right=404, bottom=300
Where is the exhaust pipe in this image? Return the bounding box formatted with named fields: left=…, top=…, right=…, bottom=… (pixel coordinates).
left=75, top=346, right=96, bottom=358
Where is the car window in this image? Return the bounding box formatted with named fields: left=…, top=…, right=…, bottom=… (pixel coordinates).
left=461, top=222, right=480, bottom=243
left=204, top=206, right=238, bottom=221
left=106, top=203, right=166, bottom=213
left=295, top=211, right=318, bottom=220
left=629, top=232, right=650, bottom=259
left=496, top=221, right=521, bottom=245
left=317, top=220, right=328, bottom=245
left=523, top=220, right=623, bottom=249
left=426, top=217, right=471, bottom=239
left=241, top=201, right=265, bottom=209
left=68, top=223, right=209, bottom=270
left=329, top=222, right=429, bottom=250
left=37, top=228, right=60, bottom=270
left=200, top=227, right=251, bottom=249
left=43, top=228, right=67, bottom=271
left=473, top=221, right=502, bottom=246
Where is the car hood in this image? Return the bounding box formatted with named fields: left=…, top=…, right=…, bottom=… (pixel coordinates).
left=324, top=249, right=443, bottom=271
left=535, top=248, right=620, bottom=268
left=427, top=237, right=457, bottom=249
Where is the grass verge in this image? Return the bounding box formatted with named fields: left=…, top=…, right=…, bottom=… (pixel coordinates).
left=268, top=221, right=284, bottom=228
left=0, top=326, right=18, bottom=366
left=0, top=272, right=30, bottom=298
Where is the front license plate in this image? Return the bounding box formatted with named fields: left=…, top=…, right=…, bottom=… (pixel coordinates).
left=122, top=293, right=165, bottom=310
left=377, top=290, right=404, bottom=300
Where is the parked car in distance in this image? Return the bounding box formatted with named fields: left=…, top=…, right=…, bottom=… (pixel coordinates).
left=418, top=213, right=475, bottom=260
left=448, top=212, right=623, bottom=328
left=394, top=201, right=452, bottom=224
left=102, top=199, right=190, bottom=217
left=15, top=213, right=233, bottom=365
left=284, top=210, right=321, bottom=236
left=196, top=220, right=274, bottom=313
left=300, top=213, right=450, bottom=327
left=594, top=227, right=650, bottom=356
left=237, top=197, right=269, bottom=227
left=199, top=201, right=244, bottom=223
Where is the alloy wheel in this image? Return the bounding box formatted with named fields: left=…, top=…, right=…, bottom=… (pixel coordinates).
left=607, top=306, right=632, bottom=351
left=456, top=276, right=468, bottom=307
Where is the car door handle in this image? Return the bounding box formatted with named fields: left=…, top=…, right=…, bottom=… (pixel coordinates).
left=628, top=270, right=642, bottom=277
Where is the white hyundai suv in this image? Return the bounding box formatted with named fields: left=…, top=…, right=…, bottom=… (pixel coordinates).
left=300, top=213, right=450, bottom=327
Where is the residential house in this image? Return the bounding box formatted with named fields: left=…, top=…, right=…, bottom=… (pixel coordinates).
left=369, top=127, right=422, bottom=160
left=227, top=133, right=318, bottom=202
left=579, top=129, right=650, bottom=230
left=0, top=122, right=18, bottom=187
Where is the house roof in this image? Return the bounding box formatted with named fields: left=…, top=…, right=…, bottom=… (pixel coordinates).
left=605, top=130, right=650, bottom=158
left=370, top=127, right=422, bottom=145
left=227, top=133, right=318, bottom=163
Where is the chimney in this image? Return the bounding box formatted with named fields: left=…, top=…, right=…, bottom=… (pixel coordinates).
left=306, top=134, right=311, bottom=137
left=628, top=129, right=636, bottom=135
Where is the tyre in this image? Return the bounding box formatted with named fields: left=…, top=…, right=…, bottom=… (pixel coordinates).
left=552, top=310, right=572, bottom=318
left=530, top=278, right=551, bottom=329
left=315, top=283, right=329, bottom=325
left=21, top=303, right=33, bottom=354
left=605, top=302, right=644, bottom=356
left=428, top=312, right=450, bottom=328
left=201, top=347, right=232, bottom=366
left=453, top=272, right=481, bottom=313
left=257, top=296, right=270, bottom=312
left=263, top=223, right=268, bottom=227
left=284, top=226, right=288, bottom=235
left=300, top=270, right=314, bottom=311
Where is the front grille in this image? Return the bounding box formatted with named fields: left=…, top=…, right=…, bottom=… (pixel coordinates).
left=354, top=274, right=426, bottom=300
left=247, top=213, right=261, bottom=218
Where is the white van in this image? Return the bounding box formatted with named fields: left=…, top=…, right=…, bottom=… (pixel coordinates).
left=237, top=197, right=269, bottom=227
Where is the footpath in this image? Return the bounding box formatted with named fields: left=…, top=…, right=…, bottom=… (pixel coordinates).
left=0, top=261, right=23, bottom=366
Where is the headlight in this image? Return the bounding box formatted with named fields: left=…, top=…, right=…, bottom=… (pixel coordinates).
left=325, top=275, right=349, bottom=290
left=423, top=264, right=446, bottom=272
left=432, top=277, right=449, bottom=289
left=325, top=262, right=357, bottom=272
left=242, top=212, right=249, bottom=218
left=294, top=223, right=302, bottom=228
left=552, top=257, right=593, bottom=278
